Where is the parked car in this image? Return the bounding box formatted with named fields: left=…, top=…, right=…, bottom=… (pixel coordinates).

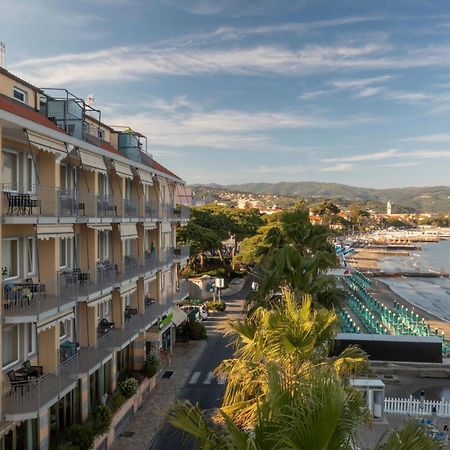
left=180, top=304, right=208, bottom=321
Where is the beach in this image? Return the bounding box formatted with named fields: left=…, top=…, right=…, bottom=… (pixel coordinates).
left=348, top=240, right=450, bottom=337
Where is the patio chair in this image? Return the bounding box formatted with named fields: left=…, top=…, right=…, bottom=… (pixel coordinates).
left=7, top=370, right=27, bottom=394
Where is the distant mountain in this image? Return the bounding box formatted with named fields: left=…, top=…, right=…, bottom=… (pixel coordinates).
left=191, top=182, right=450, bottom=214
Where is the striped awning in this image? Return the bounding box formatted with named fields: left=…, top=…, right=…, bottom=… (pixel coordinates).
left=87, top=223, right=112, bottom=232
left=172, top=305, right=187, bottom=326
left=26, top=130, right=66, bottom=154
left=36, top=224, right=74, bottom=240
left=79, top=149, right=107, bottom=173
left=38, top=312, right=75, bottom=333
left=88, top=293, right=112, bottom=308
left=138, top=169, right=154, bottom=185
left=119, top=223, right=138, bottom=240
left=120, top=284, right=137, bottom=296
left=144, top=223, right=157, bottom=230
left=113, top=160, right=134, bottom=179
left=161, top=222, right=171, bottom=233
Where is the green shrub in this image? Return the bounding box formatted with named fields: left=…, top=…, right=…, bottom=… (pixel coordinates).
left=187, top=320, right=207, bottom=340
left=119, top=377, right=139, bottom=398
left=92, top=405, right=112, bottom=435
left=204, top=300, right=226, bottom=312
left=143, top=354, right=160, bottom=378
left=110, top=392, right=126, bottom=413
left=65, top=424, right=94, bottom=450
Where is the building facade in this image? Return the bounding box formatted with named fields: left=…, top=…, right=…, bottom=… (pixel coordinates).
left=0, top=66, right=190, bottom=449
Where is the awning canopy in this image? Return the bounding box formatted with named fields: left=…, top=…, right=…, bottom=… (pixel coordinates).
left=137, top=169, right=153, bottom=185
left=36, top=224, right=74, bottom=240
left=119, top=223, right=138, bottom=240
left=172, top=305, right=187, bottom=326
left=79, top=149, right=107, bottom=173
left=26, top=130, right=66, bottom=155
left=113, top=160, right=134, bottom=179
left=38, top=312, right=75, bottom=333
left=144, top=223, right=157, bottom=230
left=120, top=284, right=137, bottom=296
left=88, top=293, right=112, bottom=308
left=87, top=224, right=112, bottom=232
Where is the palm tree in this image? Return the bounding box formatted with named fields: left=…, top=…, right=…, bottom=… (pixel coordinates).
left=169, top=367, right=370, bottom=450
left=216, top=293, right=367, bottom=427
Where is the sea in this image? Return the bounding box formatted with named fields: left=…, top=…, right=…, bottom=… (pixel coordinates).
left=377, top=239, right=450, bottom=322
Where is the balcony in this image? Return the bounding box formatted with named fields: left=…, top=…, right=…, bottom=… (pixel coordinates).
left=143, top=297, right=172, bottom=329
left=78, top=331, right=115, bottom=375
left=173, top=280, right=190, bottom=303
left=3, top=355, right=79, bottom=420
left=3, top=274, right=78, bottom=323
left=123, top=198, right=138, bottom=218
left=174, top=245, right=190, bottom=263
left=174, top=205, right=190, bottom=222
left=2, top=184, right=84, bottom=219
left=112, top=314, right=141, bottom=351
left=95, top=194, right=117, bottom=218
left=77, top=263, right=117, bottom=299
left=144, top=201, right=161, bottom=220
left=116, top=257, right=141, bottom=284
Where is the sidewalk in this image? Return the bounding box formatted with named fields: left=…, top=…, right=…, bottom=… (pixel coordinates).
left=110, top=339, right=207, bottom=450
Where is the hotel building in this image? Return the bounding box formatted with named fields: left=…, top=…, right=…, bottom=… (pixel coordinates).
left=0, top=65, right=190, bottom=449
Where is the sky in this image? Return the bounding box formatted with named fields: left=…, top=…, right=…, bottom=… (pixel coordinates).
left=2, top=0, right=450, bottom=188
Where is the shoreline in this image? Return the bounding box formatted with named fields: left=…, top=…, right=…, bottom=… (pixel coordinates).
left=369, top=278, right=450, bottom=337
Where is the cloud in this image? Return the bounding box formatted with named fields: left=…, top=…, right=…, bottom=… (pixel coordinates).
left=324, top=149, right=400, bottom=163
left=319, top=163, right=354, bottom=172
left=246, top=164, right=306, bottom=174
left=397, top=134, right=450, bottom=143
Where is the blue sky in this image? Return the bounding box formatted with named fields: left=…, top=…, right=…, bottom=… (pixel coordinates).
left=2, top=0, right=450, bottom=187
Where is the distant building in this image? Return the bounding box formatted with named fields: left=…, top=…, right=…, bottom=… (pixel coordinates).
left=387, top=201, right=392, bottom=215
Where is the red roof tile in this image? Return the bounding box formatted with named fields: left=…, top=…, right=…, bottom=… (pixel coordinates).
left=151, top=158, right=182, bottom=180
left=0, top=94, right=66, bottom=134
left=99, top=141, right=122, bottom=156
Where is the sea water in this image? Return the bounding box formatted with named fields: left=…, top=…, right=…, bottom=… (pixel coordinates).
left=378, top=240, right=450, bottom=321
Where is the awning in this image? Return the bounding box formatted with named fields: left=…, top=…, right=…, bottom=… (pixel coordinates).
left=87, top=223, right=112, bottom=232
left=119, top=223, right=138, bottom=240
left=138, top=169, right=153, bottom=185
left=36, top=224, right=74, bottom=240
left=144, top=223, right=157, bottom=230
left=38, top=312, right=75, bottom=333
left=161, top=222, right=171, bottom=233
left=172, top=305, right=187, bottom=326
left=88, top=293, right=112, bottom=308
left=120, top=284, right=137, bottom=296
left=113, top=160, right=134, bottom=179
left=79, top=149, right=107, bottom=173
left=26, top=130, right=66, bottom=154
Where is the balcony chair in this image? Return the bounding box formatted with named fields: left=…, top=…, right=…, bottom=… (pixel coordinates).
left=98, top=318, right=115, bottom=334
left=7, top=370, right=27, bottom=394
left=124, top=307, right=138, bottom=320
left=23, top=360, right=43, bottom=379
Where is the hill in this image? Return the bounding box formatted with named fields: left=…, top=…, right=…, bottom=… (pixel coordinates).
left=192, top=182, right=450, bottom=214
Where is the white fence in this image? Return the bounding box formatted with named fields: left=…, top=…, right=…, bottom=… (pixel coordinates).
left=385, top=396, right=450, bottom=417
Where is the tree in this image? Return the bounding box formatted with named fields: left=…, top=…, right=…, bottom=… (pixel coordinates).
left=311, top=200, right=341, bottom=225
left=215, top=293, right=367, bottom=427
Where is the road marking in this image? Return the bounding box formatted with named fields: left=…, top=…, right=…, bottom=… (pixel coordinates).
left=203, top=371, right=215, bottom=384
left=188, top=371, right=201, bottom=384
left=217, top=375, right=227, bottom=385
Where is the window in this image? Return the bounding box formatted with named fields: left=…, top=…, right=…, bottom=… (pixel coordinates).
left=3, top=325, right=19, bottom=368
left=2, top=150, right=18, bottom=190
left=97, top=128, right=105, bottom=140
left=98, top=231, right=110, bottom=261
left=160, top=273, right=165, bottom=292
left=169, top=270, right=173, bottom=288
left=98, top=173, right=109, bottom=196
left=27, top=156, right=36, bottom=193
left=59, top=238, right=73, bottom=269
left=13, top=86, right=27, bottom=103
left=98, top=299, right=111, bottom=320
left=123, top=293, right=131, bottom=308
left=27, top=323, right=36, bottom=356
left=2, top=238, right=19, bottom=280
left=160, top=186, right=166, bottom=204
left=124, top=239, right=132, bottom=257
left=27, top=237, right=36, bottom=276
left=125, top=178, right=132, bottom=199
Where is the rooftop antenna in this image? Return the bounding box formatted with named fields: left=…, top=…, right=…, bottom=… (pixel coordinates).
left=0, top=42, right=5, bottom=68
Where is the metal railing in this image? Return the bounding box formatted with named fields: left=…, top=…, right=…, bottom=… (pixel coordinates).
left=144, top=201, right=159, bottom=219
left=3, top=354, right=79, bottom=419
left=123, top=198, right=138, bottom=218
left=113, top=314, right=141, bottom=350
left=173, top=280, right=190, bottom=303
left=3, top=274, right=78, bottom=321
left=77, top=264, right=117, bottom=298
left=174, top=205, right=190, bottom=221
left=96, top=194, right=117, bottom=217
left=174, top=245, right=190, bottom=262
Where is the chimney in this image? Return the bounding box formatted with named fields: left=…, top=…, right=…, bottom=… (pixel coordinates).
left=0, top=42, right=5, bottom=68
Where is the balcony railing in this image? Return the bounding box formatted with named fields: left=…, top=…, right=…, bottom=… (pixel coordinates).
left=3, top=355, right=79, bottom=419
left=143, top=297, right=172, bottom=328
left=144, top=201, right=159, bottom=220
left=77, top=263, right=117, bottom=298
left=174, top=245, right=190, bottom=262
left=96, top=194, right=117, bottom=217
left=3, top=274, right=78, bottom=321
left=174, top=205, right=190, bottom=221
left=123, top=198, right=138, bottom=218
left=112, top=314, right=141, bottom=350
left=116, top=257, right=141, bottom=283
left=173, top=280, right=190, bottom=303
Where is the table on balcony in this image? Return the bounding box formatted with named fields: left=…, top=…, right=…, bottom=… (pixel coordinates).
left=4, top=192, right=41, bottom=215
left=3, top=283, right=45, bottom=309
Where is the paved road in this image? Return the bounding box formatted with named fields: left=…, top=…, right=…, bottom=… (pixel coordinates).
left=149, top=282, right=250, bottom=450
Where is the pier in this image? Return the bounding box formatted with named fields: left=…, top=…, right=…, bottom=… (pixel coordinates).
left=365, top=271, right=450, bottom=278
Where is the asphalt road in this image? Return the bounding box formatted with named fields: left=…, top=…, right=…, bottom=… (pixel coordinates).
left=149, top=281, right=250, bottom=450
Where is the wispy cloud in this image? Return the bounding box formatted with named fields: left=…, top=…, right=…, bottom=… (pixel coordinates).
left=397, top=133, right=450, bottom=143
left=246, top=164, right=306, bottom=174
left=324, top=149, right=400, bottom=163
left=319, top=163, right=354, bottom=172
